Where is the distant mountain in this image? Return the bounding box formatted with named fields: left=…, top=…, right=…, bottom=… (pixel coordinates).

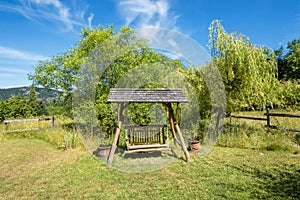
left=0, top=86, right=62, bottom=101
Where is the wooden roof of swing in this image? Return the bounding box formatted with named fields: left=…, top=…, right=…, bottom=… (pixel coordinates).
left=107, top=88, right=188, bottom=103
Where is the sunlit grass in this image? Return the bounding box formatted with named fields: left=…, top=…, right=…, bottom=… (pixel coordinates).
left=0, top=117, right=82, bottom=150
left=0, top=138, right=299, bottom=199
left=1, top=112, right=300, bottom=199
left=219, top=109, right=300, bottom=151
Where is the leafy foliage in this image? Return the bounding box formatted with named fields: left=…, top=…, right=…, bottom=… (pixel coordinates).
left=0, top=85, right=48, bottom=121
left=28, top=26, right=117, bottom=93
left=278, top=80, right=300, bottom=109
left=276, top=39, right=300, bottom=81
left=27, top=21, right=299, bottom=140
left=207, top=20, right=279, bottom=111
left=31, top=26, right=186, bottom=136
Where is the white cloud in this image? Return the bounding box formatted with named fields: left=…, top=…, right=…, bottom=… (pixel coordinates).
left=118, top=0, right=179, bottom=29
left=118, top=0, right=183, bottom=60
left=0, top=46, right=48, bottom=61
left=0, top=67, right=29, bottom=74
left=88, top=13, right=94, bottom=29
left=0, top=73, right=15, bottom=77
left=0, top=0, right=93, bottom=31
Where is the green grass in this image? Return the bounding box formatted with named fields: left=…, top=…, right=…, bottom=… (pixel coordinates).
left=218, top=110, right=300, bottom=151
left=1, top=138, right=299, bottom=199
left=0, top=117, right=81, bottom=150
left=1, top=112, right=300, bottom=199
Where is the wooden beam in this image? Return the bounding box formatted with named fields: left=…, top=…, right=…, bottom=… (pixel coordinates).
left=3, top=117, right=53, bottom=123
left=230, top=115, right=267, bottom=121
left=107, top=103, right=124, bottom=168
left=124, top=147, right=171, bottom=154
left=175, top=123, right=191, bottom=162
left=264, top=113, right=300, bottom=118
left=127, top=143, right=169, bottom=150
left=165, top=103, right=178, bottom=146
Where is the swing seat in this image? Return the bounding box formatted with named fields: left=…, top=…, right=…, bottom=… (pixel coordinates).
left=124, top=125, right=170, bottom=154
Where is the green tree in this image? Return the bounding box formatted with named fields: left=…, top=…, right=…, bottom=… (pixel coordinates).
left=30, top=26, right=183, bottom=136
left=274, top=47, right=285, bottom=80
left=28, top=26, right=117, bottom=115
left=27, top=84, right=39, bottom=116
left=5, top=96, right=28, bottom=118
left=284, top=39, right=300, bottom=81
left=207, top=20, right=279, bottom=111
left=0, top=100, right=5, bottom=122
left=29, top=26, right=115, bottom=93
left=275, top=39, right=300, bottom=81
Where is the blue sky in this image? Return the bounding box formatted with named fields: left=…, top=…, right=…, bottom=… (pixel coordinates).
left=0, top=0, right=299, bottom=88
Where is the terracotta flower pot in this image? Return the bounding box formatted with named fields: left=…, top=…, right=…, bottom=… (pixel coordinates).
left=188, top=139, right=201, bottom=153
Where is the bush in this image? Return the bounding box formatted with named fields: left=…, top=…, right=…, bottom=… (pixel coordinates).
left=278, top=81, right=300, bottom=109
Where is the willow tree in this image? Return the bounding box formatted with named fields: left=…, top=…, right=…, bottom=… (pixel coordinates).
left=208, top=20, right=279, bottom=111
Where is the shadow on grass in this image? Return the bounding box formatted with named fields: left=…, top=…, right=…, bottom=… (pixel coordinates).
left=227, top=162, right=300, bottom=199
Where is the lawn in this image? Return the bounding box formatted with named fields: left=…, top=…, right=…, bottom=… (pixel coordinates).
left=1, top=137, right=299, bottom=199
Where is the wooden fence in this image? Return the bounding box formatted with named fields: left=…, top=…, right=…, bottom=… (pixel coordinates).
left=3, top=117, right=55, bottom=133
left=226, top=106, right=300, bottom=132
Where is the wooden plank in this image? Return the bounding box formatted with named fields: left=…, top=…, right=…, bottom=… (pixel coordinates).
left=124, top=147, right=171, bottom=154
left=38, top=117, right=53, bottom=121
left=127, top=144, right=168, bottom=150
left=3, top=117, right=53, bottom=123
left=286, top=128, right=300, bottom=132
left=230, top=115, right=267, bottom=121
left=264, top=113, right=300, bottom=118
left=107, top=88, right=188, bottom=103
left=125, top=125, right=166, bottom=146
left=4, top=119, right=39, bottom=123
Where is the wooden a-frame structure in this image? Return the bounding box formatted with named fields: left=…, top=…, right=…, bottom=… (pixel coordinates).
left=106, top=88, right=191, bottom=167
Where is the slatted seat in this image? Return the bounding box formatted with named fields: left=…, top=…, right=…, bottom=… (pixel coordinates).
left=124, top=125, right=170, bottom=154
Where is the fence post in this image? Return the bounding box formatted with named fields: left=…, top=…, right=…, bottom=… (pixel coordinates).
left=266, top=104, right=271, bottom=128
left=4, top=122, right=8, bottom=131
left=51, top=117, right=55, bottom=128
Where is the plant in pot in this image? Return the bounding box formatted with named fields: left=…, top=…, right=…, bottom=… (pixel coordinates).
left=188, top=131, right=202, bottom=153
left=94, top=134, right=113, bottom=158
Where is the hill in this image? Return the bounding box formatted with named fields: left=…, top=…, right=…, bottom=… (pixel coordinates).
left=0, top=86, right=61, bottom=101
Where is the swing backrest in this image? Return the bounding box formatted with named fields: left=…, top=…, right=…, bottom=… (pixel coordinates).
left=125, top=125, right=167, bottom=146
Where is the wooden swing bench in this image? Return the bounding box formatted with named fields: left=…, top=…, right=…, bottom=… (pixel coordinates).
left=124, top=124, right=170, bottom=154
left=106, top=88, right=191, bottom=167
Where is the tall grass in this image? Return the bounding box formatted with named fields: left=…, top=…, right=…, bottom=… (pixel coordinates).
left=0, top=116, right=82, bottom=150
left=218, top=110, right=300, bottom=151
left=1, top=110, right=299, bottom=152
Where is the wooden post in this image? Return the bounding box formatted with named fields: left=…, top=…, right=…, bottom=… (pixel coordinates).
left=107, top=104, right=123, bottom=168
left=166, top=103, right=178, bottom=146
left=4, top=122, right=8, bottom=131
left=165, top=102, right=190, bottom=162
left=175, top=123, right=191, bottom=162
left=175, top=103, right=179, bottom=125
left=51, top=117, right=55, bottom=128
left=266, top=105, right=270, bottom=128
